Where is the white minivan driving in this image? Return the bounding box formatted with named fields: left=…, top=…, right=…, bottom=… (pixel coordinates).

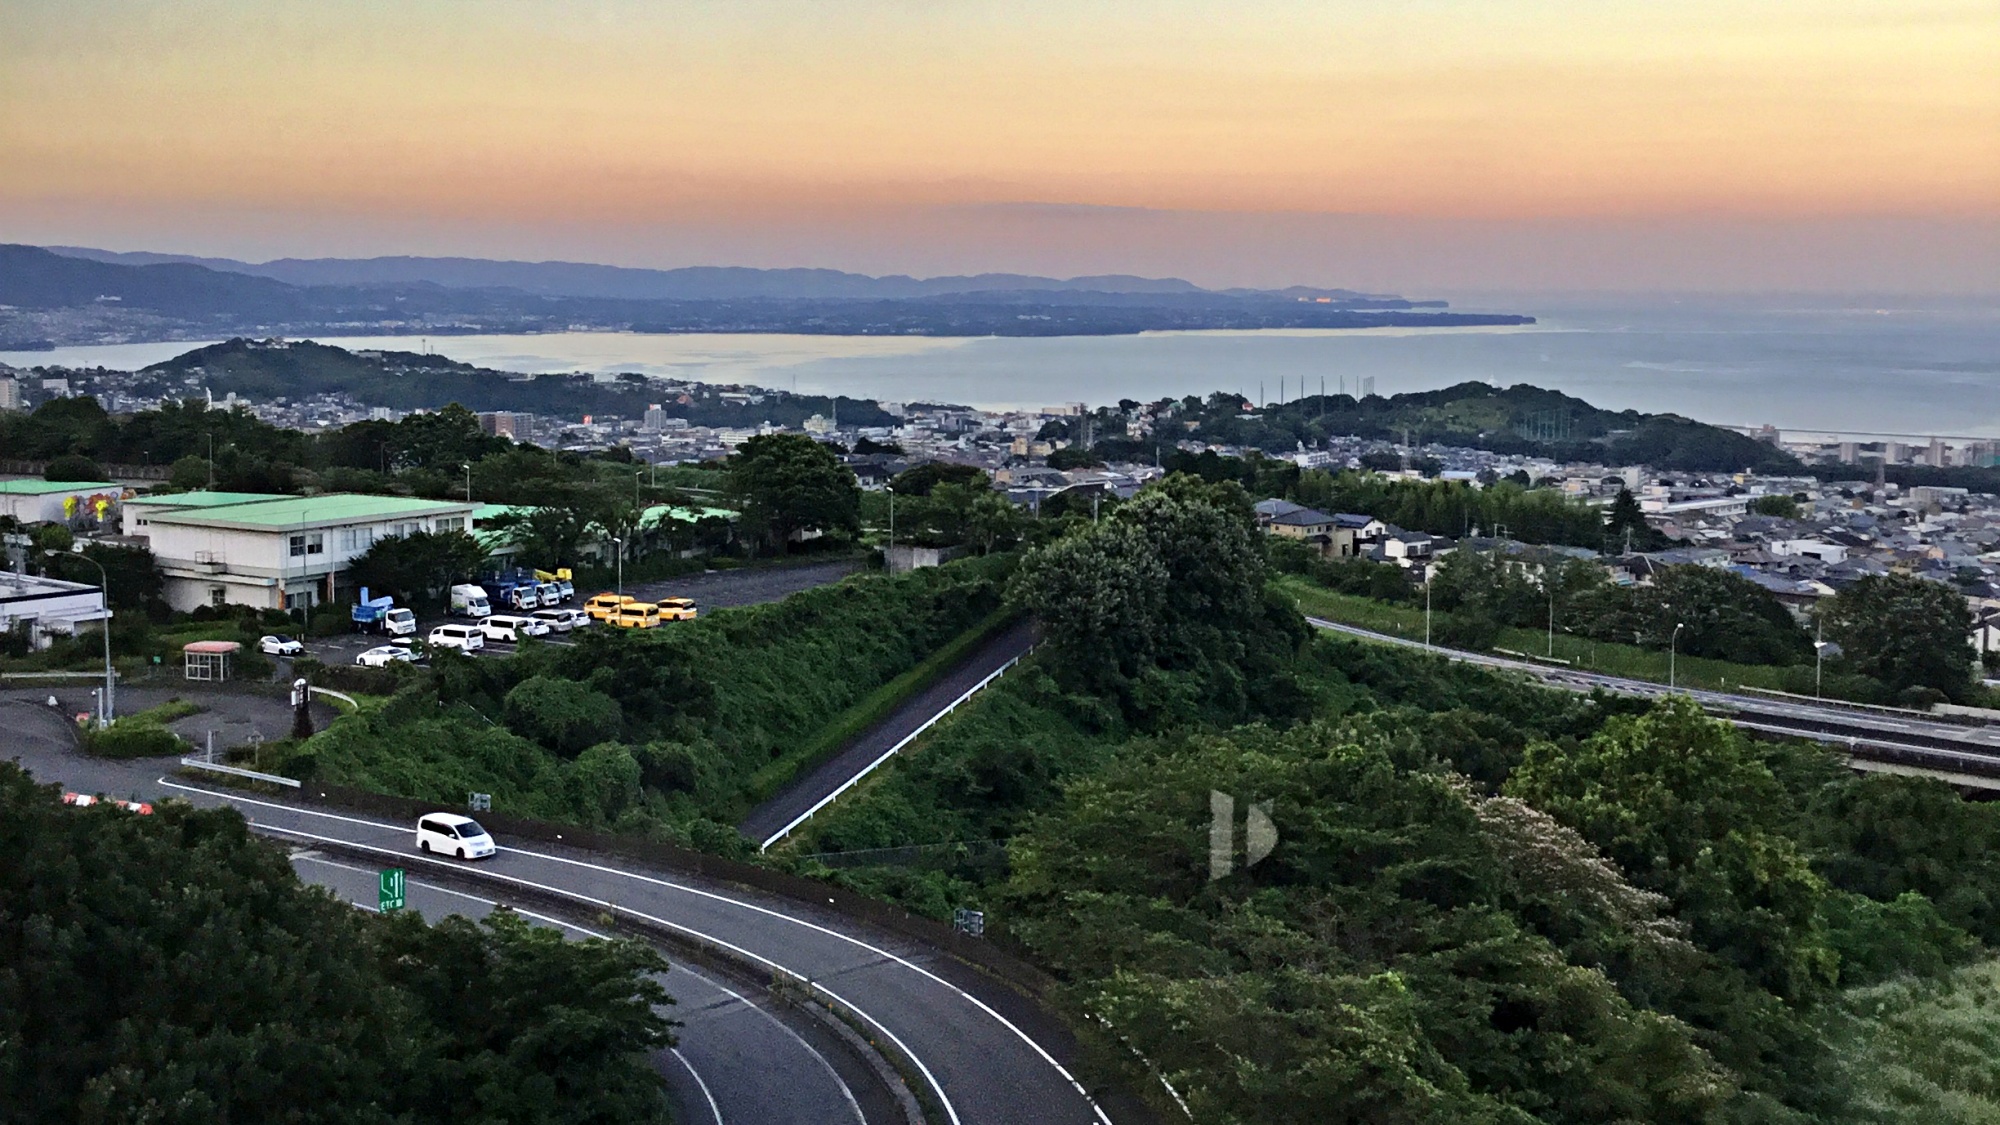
left=426, top=623, right=485, bottom=653
left=416, top=813, right=496, bottom=859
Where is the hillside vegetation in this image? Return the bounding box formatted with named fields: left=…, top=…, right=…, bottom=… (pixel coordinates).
left=775, top=471, right=2000, bottom=1124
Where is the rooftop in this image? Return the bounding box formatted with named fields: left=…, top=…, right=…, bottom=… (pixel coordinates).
left=0, top=479, right=120, bottom=495
left=144, top=493, right=476, bottom=531
left=126, top=490, right=290, bottom=509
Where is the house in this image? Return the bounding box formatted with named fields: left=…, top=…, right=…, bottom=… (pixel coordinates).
left=1267, top=507, right=1338, bottom=540
left=1771, top=539, right=1850, bottom=564
left=130, top=493, right=480, bottom=612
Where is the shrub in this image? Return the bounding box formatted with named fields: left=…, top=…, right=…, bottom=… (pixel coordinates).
left=84, top=722, right=184, bottom=759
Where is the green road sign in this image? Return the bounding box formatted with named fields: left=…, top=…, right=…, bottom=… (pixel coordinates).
left=379, top=867, right=406, bottom=913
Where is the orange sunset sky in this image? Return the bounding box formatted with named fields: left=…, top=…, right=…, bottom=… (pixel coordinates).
left=3, top=1, right=1996, bottom=292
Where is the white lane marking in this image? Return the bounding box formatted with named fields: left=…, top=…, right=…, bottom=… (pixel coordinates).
left=296, top=855, right=799, bottom=1124
left=165, top=779, right=1106, bottom=1123
left=190, top=803, right=964, bottom=1125
left=674, top=1048, right=726, bottom=1125
left=293, top=854, right=866, bottom=1124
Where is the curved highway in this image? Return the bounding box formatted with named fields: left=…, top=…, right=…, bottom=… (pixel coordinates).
left=1310, top=617, right=2000, bottom=770
left=2, top=693, right=1115, bottom=1125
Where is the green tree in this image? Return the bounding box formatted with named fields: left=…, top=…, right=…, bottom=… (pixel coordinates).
left=1750, top=495, right=1801, bottom=519
left=42, top=452, right=106, bottom=482
left=505, top=675, right=625, bottom=758
left=1506, top=698, right=1838, bottom=1003
left=1012, top=473, right=1304, bottom=727
left=0, top=761, right=676, bottom=1124
left=1604, top=487, right=1651, bottom=552
left=888, top=461, right=988, bottom=497
left=349, top=529, right=489, bottom=612
left=727, top=433, right=860, bottom=551
left=1818, top=573, right=1975, bottom=700
left=1639, top=565, right=1810, bottom=665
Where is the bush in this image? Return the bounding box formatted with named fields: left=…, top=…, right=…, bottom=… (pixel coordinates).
left=84, top=722, right=185, bottom=759
left=44, top=453, right=106, bottom=482
left=1431, top=610, right=1500, bottom=651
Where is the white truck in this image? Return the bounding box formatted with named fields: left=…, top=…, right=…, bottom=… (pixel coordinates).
left=449, top=584, right=493, bottom=618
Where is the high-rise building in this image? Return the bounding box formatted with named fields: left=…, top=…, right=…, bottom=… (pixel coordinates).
left=0, top=377, right=19, bottom=411
left=643, top=403, right=666, bottom=431
left=477, top=411, right=517, bottom=438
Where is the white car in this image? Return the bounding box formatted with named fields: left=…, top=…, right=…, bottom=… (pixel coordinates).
left=532, top=608, right=581, bottom=633
left=479, top=614, right=552, bottom=644
left=355, top=645, right=416, bottom=668
left=258, top=634, right=303, bottom=656
left=415, top=813, right=495, bottom=860
left=426, top=624, right=485, bottom=653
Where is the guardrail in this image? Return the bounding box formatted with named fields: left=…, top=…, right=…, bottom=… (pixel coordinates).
left=759, top=646, right=1031, bottom=851
left=179, top=757, right=301, bottom=788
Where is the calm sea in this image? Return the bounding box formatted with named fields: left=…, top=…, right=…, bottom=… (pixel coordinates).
left=7, top=294, right=1997, bottom=438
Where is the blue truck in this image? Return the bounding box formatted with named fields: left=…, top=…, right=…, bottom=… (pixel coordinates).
left=351, top=587, right=417, bottom=635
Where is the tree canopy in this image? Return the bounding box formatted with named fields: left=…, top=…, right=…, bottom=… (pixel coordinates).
left=0, top=762, right=675, bottom=1123
left=726, top=433, right=860, bottom=552
left=1818, top=573, right=1976, bottom=702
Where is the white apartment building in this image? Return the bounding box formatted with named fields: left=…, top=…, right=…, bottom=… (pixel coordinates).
left=132, top=493, right=479, bottom=612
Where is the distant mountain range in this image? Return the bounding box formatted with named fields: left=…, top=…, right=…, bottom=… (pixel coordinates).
left=45, top=245, right=1409, bottom=304
left=0, top=243, right=1532, bottom=346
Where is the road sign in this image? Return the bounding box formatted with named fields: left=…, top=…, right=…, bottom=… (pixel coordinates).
left=379, top=867, right=406, bottom=913
left=953, top=907, right=984, bottom=938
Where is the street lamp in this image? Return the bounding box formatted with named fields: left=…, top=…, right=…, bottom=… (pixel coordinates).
left=885, top=485, right=896, bottom=552
left=462, top=463, right=472, bottom=503
left=1547, top=582, right=1557, bottom=658
left=1424, top=575, right=1433, bottom=650
left=610, top=536, right=624, bottom=596
left=1669, top=622, right=1686, bottom=691
left=51, top=546, right=113, bottom=726
left=1813, top=618, right=1834, bottom=698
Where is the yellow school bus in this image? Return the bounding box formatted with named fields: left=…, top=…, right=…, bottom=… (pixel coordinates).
left=610, top=601, right=661, bottom=629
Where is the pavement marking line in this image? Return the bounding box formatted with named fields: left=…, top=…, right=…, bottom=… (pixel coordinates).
left=674, top=1049, right=726, bottom=1125
left=296, top=855, right=865, bottom=1124
left=293, top=855, right=859, bottom=1121
left=163, top=778, right=1107, bottom=1125
left=182, top=802, right=965, bottom=1125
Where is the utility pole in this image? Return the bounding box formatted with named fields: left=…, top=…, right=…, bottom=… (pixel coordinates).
left=206, top=432, right=215, bottom=490
left=1814, top=617, right=1828, bottom=698
left=1547, top=583, right=1556, bottom=658
left=1424, top=578, right=1433, bottom=650
left=54, top=548, right=113, bottom=726
left=1670, top=622, right=1686, bottom=691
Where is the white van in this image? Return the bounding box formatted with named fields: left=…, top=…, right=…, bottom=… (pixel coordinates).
left=531, top=608, right=579, bottom=633
left=479, top=614, right=550, bottom=644
left=426, top=623, right=485, bottom=653
left=415, top=813, right=495, bottom=860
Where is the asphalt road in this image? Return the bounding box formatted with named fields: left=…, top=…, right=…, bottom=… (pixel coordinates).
left=1310, top=616, right=2000, bottom=764
left=740, top=618, right=1037, bottom=850
left=290, top=849, right=882, bottom=1125
left=4, top=717, right=1113, bottom=1125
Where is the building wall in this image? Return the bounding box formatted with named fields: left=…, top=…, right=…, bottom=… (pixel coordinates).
left=146, top=508, right=474, bottom=613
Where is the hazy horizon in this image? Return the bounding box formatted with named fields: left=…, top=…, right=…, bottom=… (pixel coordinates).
left=5, top=2, right=1994, bottom=295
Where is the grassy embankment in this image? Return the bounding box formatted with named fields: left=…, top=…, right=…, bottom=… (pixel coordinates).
left=1275, top=575, right=1801, bottom=694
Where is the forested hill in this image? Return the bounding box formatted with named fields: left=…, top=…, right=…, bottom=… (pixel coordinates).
left=1, top=242, right=1533, bottom=344
left=1174, top=381, right=1800, bottom=472
left=137, top=338, right=898, bottom=425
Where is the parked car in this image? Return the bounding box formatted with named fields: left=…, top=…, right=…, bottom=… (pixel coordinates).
left=258, top=634, right=303, bottom=656
left=531, top=607, right=580, bottom=633
left=356, top=645, right=417, bottom=668
left=479, top=614, right=552, bottom=644
left=584, top=592, right=633, bottom=621
left=610, top=602, right=661, bottom=629
left=426, top=624, right=485, bottom=653
left=415, top=813, right=495, bottom=860
left=656, top=597, right=698, bottom=621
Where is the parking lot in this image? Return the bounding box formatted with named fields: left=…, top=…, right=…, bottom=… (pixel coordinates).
left=297, top=557, right=862, bottom=667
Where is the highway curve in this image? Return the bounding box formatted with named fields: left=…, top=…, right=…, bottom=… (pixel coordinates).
left=2, top=693, right=1114, bottom=1125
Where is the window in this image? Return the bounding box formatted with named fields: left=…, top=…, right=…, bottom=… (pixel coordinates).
left=340, top=526, right=375, bottom=552
left=288, top=532, right=324, bottom=558
left=210, top=587, right=226, bottom=606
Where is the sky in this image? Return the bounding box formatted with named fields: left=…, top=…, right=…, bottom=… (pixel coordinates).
left=2, top=0, right=1996, bottom=293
